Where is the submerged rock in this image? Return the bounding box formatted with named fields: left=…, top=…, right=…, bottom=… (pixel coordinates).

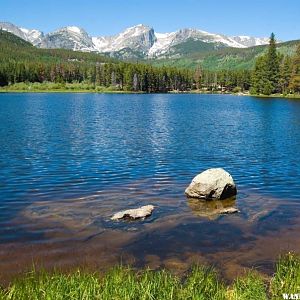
left=219, top=207, right=240, bottom=214
left=185, top=168, right=237, bottom=200
left=111, top=205, right=155, bottom=221
left=188, top=197, right=239, bottom=220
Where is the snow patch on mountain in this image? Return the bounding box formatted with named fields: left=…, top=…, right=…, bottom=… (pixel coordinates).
left=148, top=32, right=177, bottom=56
left=231, top=35, right=270, bottom=47
left=66, top=26, right=82, bottom=34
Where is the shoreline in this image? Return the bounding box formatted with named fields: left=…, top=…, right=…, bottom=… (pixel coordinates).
left=1, top=88, right=300, bottom=99
left=0, top=89, right=142, bottom=94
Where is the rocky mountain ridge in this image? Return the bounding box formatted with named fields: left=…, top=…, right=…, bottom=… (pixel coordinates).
left=0, top=21, right=270, bottom=59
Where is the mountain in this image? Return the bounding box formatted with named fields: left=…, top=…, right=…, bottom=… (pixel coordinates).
left=38, top=26, right=95, bottom=51
left=0, top=29, right=113, bottom=65
left=1, top=22, right=298, bottom=72
left=231, top=36, right=270, bottom=47
left=148, top=29, right=269, bottom=58
left=0, top=21, right=270, bottom=59
left=92, top=24, right=156, bottom=57
left=0, top=22, right=43, bottom=45
left=151, top=39, right=300, bottom=70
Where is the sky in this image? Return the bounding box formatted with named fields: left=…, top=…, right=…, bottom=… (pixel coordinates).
left=1, top=0, right=299, bottom=41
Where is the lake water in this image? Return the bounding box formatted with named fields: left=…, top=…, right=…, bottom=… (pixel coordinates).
left=1, top=93, right=300, bottom=282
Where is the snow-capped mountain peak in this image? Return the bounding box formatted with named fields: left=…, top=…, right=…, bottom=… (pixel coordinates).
left=38, top=26, right=94, bottom=51
left=121, top=24, right=152, bottom=37
left=92, top=24, right=156, bottom=54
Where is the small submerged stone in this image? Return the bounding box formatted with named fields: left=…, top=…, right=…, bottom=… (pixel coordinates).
left=218, top=207, right=240, bottom=214
left=185, top=168, right=237, bottom=200
left=111, top=205, right=155, bottom=221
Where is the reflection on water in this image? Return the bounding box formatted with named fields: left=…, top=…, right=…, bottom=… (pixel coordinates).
left=1, top=93, right=300, bottom=282
left=187, top=197, right=237, bottom=219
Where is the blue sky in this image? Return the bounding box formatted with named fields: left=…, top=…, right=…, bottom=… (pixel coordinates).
left=1, top=0, right=299, bottom=41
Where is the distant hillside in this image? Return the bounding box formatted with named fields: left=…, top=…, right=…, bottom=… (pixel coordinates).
left=0, top=30, right=113, bottom=65
left=149, top=39, right=300, bottom=70
left=0, top=29, right=33, bottom=48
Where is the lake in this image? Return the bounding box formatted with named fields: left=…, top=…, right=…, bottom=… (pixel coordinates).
left=1, top=93, right=300, bottom=282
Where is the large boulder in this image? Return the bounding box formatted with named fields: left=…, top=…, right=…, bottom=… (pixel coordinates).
left=185, top=168, right=237, bottom=200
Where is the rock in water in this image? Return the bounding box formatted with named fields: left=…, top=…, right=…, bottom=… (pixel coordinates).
left=219, top=207, right=240, bottom=214
left=111, top=205, right=154, bottom=221
left=185, top=168, right=237, bottom=200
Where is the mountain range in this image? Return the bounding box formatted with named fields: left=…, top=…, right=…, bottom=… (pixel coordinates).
left=0, top=21, right=270, bottom=60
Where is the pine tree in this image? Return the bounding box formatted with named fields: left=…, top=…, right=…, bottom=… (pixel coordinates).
left=194, top=66, right=202, bottom=90
left=251, top=33, right=280, bottom=95
left=279, top=56, right=292, bottom=94
left=265, top=33, right=280, bottom=93
left=289, top=44, right=300, bottom=93
left=251, top=56, right=268, bottom=94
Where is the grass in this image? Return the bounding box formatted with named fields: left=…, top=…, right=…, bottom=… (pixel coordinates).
left=0, top=82, right=141, bottom=94
left=230, top=271, right=268, bottom=300
left=270, top=252, right=300, bottom=300
left=1, top=253, right=300, bottom=299
left=180, top=265, right=226, bottom=300
left=1, top=82, right=300, bottom=99
left=251, top=93, right=300, bottom=99
left=4, top=271, right=102, bottom=300
left=0, top=266, right=226, bottom=300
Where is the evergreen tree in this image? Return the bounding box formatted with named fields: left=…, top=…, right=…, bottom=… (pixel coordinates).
left=266, top=33, right=280, bottom=93
left=279, top=56, right=292, bottom=94
left=289, top=44, right=300, bottom=93
left=251, top=33, right=280, bottom=95
left=194, top=66, right=202, bottom=90
left=251, top=56, right=268, bottom=94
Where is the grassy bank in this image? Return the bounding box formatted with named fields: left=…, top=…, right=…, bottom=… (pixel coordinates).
left=0, top=82, right=142, bottom=94
left=250, top=93, right=300, bottom=99
left=189, top=90, right=300, bottom=99
left=1, top=83, right=300, bottom=99
left=0, top=253, right=299, bottom=299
